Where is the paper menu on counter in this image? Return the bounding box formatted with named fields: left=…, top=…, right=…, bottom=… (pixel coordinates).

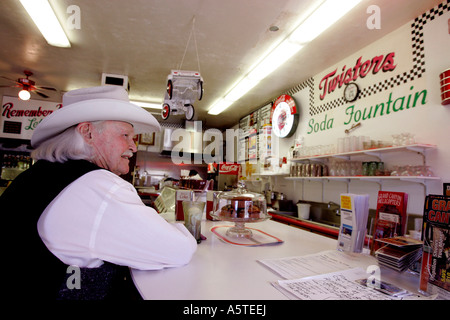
left=275, top=268, right=393, bottom=300
left=260, top=251, right=430, bottom=300
left=258, top=250, right=374, bottom=280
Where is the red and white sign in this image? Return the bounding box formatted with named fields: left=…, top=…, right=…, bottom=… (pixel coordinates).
left=271, top=94, right=297, bottom=116
left=440, top=68, right=450, bottom=105
left=271, top=94, right=298, bottom=138
left=219, top=163, right=241, bottom=175
left=1, top=96, right=61, bottom=140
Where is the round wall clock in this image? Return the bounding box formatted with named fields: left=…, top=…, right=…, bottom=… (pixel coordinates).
left=344, top=82, right=360, bottom=102
left=271, top=94, right=299, bottom=138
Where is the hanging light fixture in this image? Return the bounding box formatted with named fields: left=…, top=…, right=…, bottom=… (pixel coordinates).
left=18, top=89, right=31, bottom=101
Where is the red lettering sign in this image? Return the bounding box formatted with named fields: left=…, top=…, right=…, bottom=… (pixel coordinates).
left=428, top=210, right=450, bottom=224
left=219, top=163, right=240, bottom=175
left=2, top=102, right=60, bottom=118
left=319, top=52, right=397, bottom=100
left=432, top=199, right=450, bottom=211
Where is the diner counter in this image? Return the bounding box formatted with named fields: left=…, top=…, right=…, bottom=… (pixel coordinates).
left=131, top=213, right=424, bottom=300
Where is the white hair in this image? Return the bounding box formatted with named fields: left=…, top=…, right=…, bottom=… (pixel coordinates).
left=31, top=121, right=105, bottom=163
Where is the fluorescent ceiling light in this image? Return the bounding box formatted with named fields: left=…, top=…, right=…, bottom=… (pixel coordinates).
left=208, top=42, right=302, bottom=115
left=224, top=77, right=260, bottom=102
left=289, top=0, right=362, bottom=44
left=208, top=99, right=234, bottom=116
left=247, top=41, right=303, bottom=81
left=209, top=77, right=260, bottom=115
left=208, top=0, right=361, bottom=115
left=131, top=101, right=163, bottom=109
left=19, top=0, right=71, bottom=48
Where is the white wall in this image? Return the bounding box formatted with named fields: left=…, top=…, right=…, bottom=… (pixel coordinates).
left=269, top=7, right=450, bottom=215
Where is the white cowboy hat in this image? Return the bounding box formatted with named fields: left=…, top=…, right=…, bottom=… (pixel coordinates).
left=31, top=85, right=161, bottom=147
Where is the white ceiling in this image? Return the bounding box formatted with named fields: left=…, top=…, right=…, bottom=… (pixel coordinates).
left=0, top=0, right=443, bottom=129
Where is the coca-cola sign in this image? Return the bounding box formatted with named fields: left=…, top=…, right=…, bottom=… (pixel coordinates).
left=219, top=163, right=240, bottom=175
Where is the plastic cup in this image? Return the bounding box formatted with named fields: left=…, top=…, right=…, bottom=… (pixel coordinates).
left=182, top=201, right=205, bottom=243
left=297, top=203, right=311, bottom=220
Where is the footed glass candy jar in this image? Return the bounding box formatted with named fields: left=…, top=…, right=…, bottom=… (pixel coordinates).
left=211, top=182, right=269, bottom=238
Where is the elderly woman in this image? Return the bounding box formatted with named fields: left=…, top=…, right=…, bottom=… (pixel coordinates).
left=0, top=86, right=197, bottom=300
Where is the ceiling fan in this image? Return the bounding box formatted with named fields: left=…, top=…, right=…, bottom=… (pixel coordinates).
left=0, top=70, right=57, bottom=100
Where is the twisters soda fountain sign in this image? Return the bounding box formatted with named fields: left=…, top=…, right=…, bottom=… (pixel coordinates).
left=300, top=12, right=434, bottom=136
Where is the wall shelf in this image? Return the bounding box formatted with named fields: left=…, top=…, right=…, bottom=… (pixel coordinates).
left=285, top=175, right=441, bottom=199
left=285, top=175, right=440, bottom=182
left=286, top=143, right=439, bottom=195
left=290, top=143, right=436, bottom=162
left=252, top=172, right=289, bottom=177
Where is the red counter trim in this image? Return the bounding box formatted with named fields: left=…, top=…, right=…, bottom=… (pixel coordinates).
left=268, top=212, right=339, bottom=238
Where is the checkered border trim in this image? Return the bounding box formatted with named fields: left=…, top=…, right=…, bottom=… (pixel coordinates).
left=359, top=0, right=449, bottom=101
left=285, top=77, right=315, bottom=112
left=259, top=77, right=314, bottom=117
left=265, top=0, right=449, bottom=117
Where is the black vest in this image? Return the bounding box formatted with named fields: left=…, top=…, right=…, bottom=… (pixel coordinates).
left=0, top=160, right=141, bottom=300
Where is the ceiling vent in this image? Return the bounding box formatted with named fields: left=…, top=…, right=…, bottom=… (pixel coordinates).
left=101, top=73, right=130, bottom=91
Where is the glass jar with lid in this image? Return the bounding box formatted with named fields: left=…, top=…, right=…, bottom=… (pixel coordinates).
left=211, top=182, right=269, bottom=238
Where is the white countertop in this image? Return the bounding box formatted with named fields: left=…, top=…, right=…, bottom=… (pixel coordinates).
left=131, top=213, right=422, bottom=300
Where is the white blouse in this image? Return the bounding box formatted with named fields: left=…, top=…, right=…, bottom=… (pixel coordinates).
left=37, top=170, right=197, bottom=270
